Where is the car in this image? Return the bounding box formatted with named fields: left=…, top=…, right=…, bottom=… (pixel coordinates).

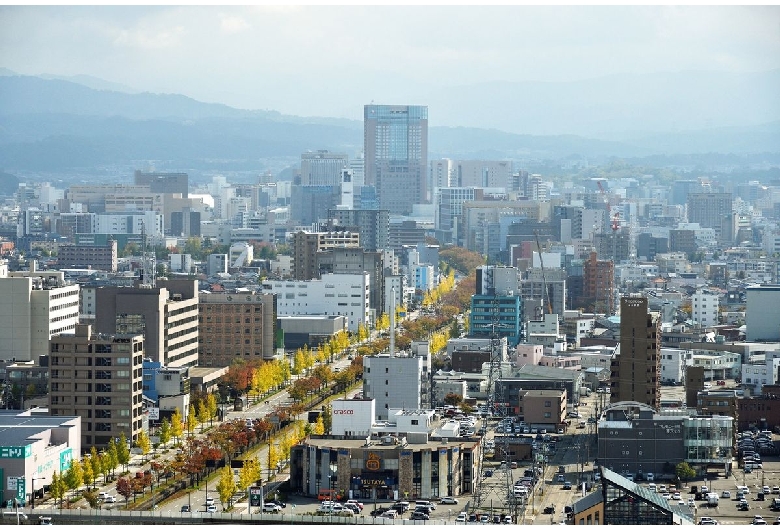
left=262, top=503, right=282, bottom=513
left=658, top=485, right=667, bottom=493
left=698, top=516, right=719, bottom=525
left=773, top=517, right=780, bottom=526
left=557, top=428, right=564, bottom=434
left=456, top=512, right=467, bottom=523
left=370, top=507, right=388, bottom=517
left=411, top=512, right=429, bottom=520
left=557, top=474, right=566, bottom=483
left=645, top=473, right=654, bottom=482
left=700, top=485, right=709, bottom=494
left=345, top=500, right=363, bottom=511
left=440, top=496, right=459, bottom=505
left=754, top=516, right=768, bottom=525
left=504, top=515, right=512, bottom=524
left=672, top=492, right=682, bottom=500
left=181, top=505, right=191, bottom=513
left=563, top=481, right=572, bottom=490
left=102, top=495, right=116, bottom=503
left=720, top=490, right=730, bottom=499
left=205, top=505, right=217, bottom=513
left=38, top=517, right=53, bottom=526
left=773, top=487, right=780, bottom=495
left=479, top=514, right=490, bottom=524
left=543, top=505, right=556, bottom=515
left=738, top=501, right=750, bottom=511
left=416, top=500, right=436, bottom=511
left=766, top=486, right=773, bottom=495
left=484, top=469, right=494, bottom=477
left=205, top=497, right=215, bottom=506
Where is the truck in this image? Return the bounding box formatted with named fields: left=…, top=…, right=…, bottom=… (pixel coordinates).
left=707, top=492, right=719, bottom=507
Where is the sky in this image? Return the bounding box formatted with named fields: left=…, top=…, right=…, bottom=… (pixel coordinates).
left=1, top=4, right=779, bottom=124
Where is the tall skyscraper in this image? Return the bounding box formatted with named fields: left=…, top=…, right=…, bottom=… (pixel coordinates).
left=300, top=150, right=349, bottom=186
left=364, top=104, right=428, bottom=215
left=610, top=297, right=661, bottom=409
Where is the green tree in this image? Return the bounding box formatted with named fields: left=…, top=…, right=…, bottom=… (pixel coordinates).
left=216, top=465, right=236, bottom=510
left=197, top=400, right=209, bottom=432
left=106, top=438, right=120, bottom=478
left=82, top=454, right=95, bottom=490
left=170, top=408, right=184, bottom=445
left=676, top=461, right=696, bottom=484
left=116, top=433, right=131, bottom=473
left=444, top=392, right=463, bottom=407
left=158, top=418, right=172, bottom=447
left=238, top=458, right=261, bottom=491
left=50, top=471, right=66, bottom=509
left=136, top=430, right=152, bottom=462
left=206, top=393, right=218, bottom=425
left=89, top=447, right=102, bottom=486
left=187, top=404, right=197, bottom=436
left=63, top=459, right=84, bottom=498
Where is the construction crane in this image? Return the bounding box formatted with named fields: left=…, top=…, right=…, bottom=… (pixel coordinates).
left=535, top=231, right=553, bottom=316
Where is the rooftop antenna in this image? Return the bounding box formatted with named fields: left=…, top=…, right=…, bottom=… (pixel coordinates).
left=141, top=221, right=155, bottom=288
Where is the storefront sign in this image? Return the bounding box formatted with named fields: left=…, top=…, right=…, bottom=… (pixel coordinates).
left=365, top=452, right=381, bottom=471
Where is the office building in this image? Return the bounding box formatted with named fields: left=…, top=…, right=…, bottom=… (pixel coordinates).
left=262, top=273, right=371, bottom=333
left=56, top=240, right=118, bottom=272
left=610, top=297, right=661, bottom=409
left=291, top=231, right=361, bottom=281
left=48, top=324, right=145, bottom=449
left=327, top=208, right=390, bottom=252
left=134, top=170, right=188, bottom=198
left=300, top=150, right=349, bottom=186
left=94, top=279, right=199, bottom=368
left=198, top=291, right=277, bottom=367
left=364, top=104, right=428, bottom=215
left=691, top=290, right=719, bottom=328
left=687, top=193, right=732, bottom=243
left=362, top=354, right=425, bottom=420
left=0, top=262, right=80, bottom=363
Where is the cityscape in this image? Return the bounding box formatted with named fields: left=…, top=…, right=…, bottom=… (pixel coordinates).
left=1, top=4, right=780, bottom=527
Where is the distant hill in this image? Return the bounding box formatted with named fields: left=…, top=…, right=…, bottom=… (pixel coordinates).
left=0, top=171, right=20, bottom=196
left=0, top=73, right=778, bottom=173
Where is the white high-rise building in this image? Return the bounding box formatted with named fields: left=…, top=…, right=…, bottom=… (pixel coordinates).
left=0, top=261, right=80, bottom=362
left=262, top=272, right=370, bottom=332
left=691, top=290, right=720, bottom=328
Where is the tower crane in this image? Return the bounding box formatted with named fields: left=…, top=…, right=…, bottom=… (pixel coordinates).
left=535, top=231, right=552, bottom=316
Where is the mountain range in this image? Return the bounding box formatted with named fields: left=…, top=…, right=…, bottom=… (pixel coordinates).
left=0, top=69, right=778, bottom=175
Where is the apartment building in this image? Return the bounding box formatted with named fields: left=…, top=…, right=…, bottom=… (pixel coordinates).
left=49, top=324, right=145, bottom=449
left=198, top=291, right=277, bottom=367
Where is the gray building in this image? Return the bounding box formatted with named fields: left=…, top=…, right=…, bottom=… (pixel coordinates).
left=495, top=364, right=585, bottom=416
left=327, top=208, right=389, bottom=252
left=94, top=279, right=199, bottom=368
left=363, top=353, right=426, bottom=420
left=316, top=247, right=385, bottom=315
left=597, top=402, right=732, bottom=479
left=746, top=285, right=780, bottom=341
left=134, top=170, right=188, bottom=198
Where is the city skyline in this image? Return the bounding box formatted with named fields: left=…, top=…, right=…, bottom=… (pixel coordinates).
left=1, top=5, right=778, bottom=135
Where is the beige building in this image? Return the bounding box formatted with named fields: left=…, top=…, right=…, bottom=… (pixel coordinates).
left=518, top=389, right=566, bottom=429
left=0, top=261, right=80, bottom=362
left=198, top=291, right=277, bottom=367
left=49, top=324, right=145, bottom=449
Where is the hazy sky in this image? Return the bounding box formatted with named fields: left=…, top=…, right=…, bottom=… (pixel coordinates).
left=1, top=5, right=779, bottom=123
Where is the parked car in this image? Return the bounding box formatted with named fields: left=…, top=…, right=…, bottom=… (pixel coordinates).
left=455, top=512, right=467, bottom=523
left=410, top=512, right=429, bottom=520
left=262, top=503, right=282, bottom=513
left=205, top=505, right=217, bottom=513
left=440, top=497, right=458, bottom=505
left=180, top=505, right=191, bottom=513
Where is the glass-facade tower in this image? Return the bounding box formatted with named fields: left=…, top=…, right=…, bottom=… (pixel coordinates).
left=364, top=105, right=428, bottom=215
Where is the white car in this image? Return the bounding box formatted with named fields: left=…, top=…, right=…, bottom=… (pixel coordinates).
left=455, top=512, right=467, bottom=523
left=440, top=497, right=458, bottom=505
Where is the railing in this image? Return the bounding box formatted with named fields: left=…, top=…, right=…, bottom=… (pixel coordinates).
left=11, top=507, right=435, bottom=525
